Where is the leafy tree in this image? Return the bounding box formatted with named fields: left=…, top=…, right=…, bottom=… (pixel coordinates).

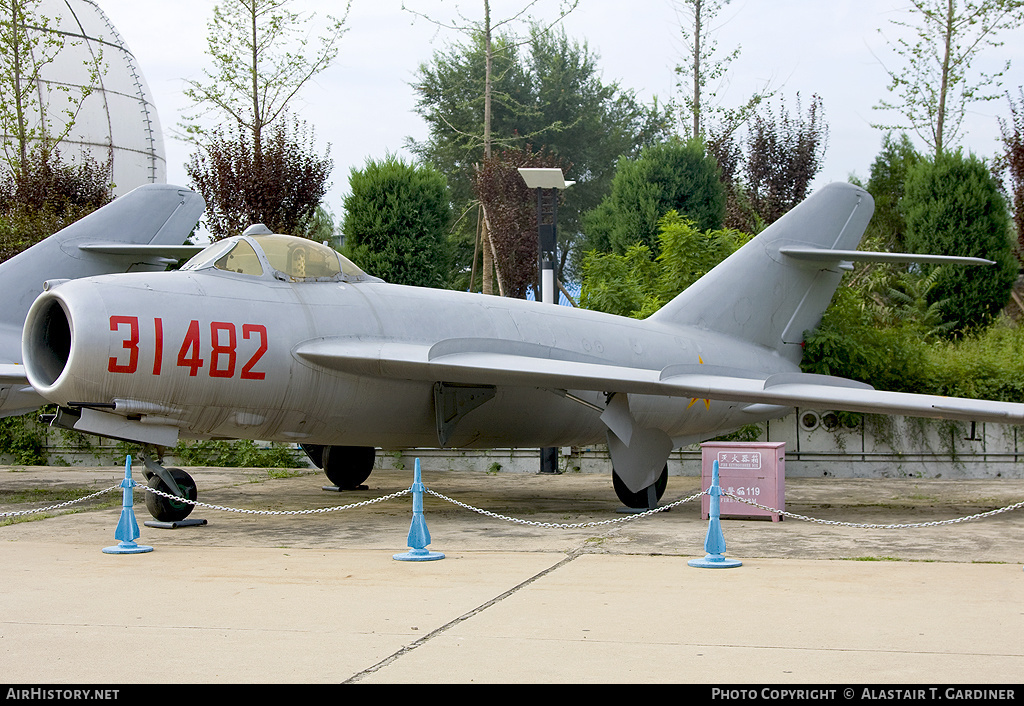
left=673, top=0, right=772, bottom=141
left=582, top=138, right=725, bottom=256
left=409, top=16, right=670, bottom=290
left=410, top=30, right=531, bottom=296
left=0, top=146, right=111, bottom=261
left=700, top=94, right=829, bottom=233
left=902, top=149, right=1018, bottom=333
left=580, top=210, right=749, bottom=318
left=860, top=133, right=922, bottom=252
left=410, top=32, right=533, bottom=203
left=652, top=210, right=751, bottom=301
left=704, top=123, right=749, bottom=231
left=996, top=87, right=1024, bottom=256
left=743, top=93, right=828, bottom=227
left=0, top=0, right=104, bottom=172
left=186, top=115, right=332, bottom=240
left=404, top=0, right=579, bottom=295
left=0, top=0, right=110, bottom=262
left=872, top=0, right=1024, bottom=155
left=837, top=134, right=924, bottom=306
left=404, top=0, right=578, bottom=163
left=341, top=156, right=452, bottom=288
left=182, top=0, right=344, bottom=241
left=579, top=242, right=659, bottom=318
left=473, top=145, right=567, bottom=298
left=525, top=28, right=672, bottom=251
left=180, top=0, right=349, bottom=152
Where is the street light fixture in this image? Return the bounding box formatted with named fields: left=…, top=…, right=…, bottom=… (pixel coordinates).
left=517, top=168, right=575, bottom=305
left=518, top=168, right=575, bottom=475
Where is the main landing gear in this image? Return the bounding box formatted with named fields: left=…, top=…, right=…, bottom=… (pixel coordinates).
left=612, top=465, right=668, bottom=510
left=138, top=447, right=198, bottom=522
left=301, top=444, right=376, bottom=490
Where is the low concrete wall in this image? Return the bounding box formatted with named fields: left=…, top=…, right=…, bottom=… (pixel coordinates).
left=377, top=412, right=1024, bottom=480
left=15, top=411, right=1024, bottom=480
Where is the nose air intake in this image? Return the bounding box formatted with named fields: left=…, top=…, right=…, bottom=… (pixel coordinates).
left=23, top=295, right=73, bottom=389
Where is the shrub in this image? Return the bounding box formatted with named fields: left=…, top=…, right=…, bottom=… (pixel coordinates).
left=903, top=150, right=1018, bottom=335
left=583, top=138, right=725, bottom=256
left=342, top=156, right=451, bottom=288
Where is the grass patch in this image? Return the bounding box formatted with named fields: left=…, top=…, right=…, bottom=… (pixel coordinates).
left=0, top=487, right=104, bottom=505
left=265, top=468, right=307, bottom=480
left=0, top=486, right=120, bottom=526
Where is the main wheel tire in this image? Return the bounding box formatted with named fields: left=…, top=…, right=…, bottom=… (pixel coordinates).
left=612, top=465, right=668, bottom=509
left=322, top=446, right=375, bottom=489
left=145, top=468, right=198, bottom=522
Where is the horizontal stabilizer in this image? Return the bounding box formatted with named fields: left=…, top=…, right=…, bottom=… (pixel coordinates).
left=78, top=243, right=205, bottom=258
left=779, top=246, right=994, bottom=267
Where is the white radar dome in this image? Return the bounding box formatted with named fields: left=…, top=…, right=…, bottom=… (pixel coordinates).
left=2, top=0, right=165, bottom=195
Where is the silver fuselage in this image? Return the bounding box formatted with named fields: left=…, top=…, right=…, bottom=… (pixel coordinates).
left=24, top=270, right=796, bottom=449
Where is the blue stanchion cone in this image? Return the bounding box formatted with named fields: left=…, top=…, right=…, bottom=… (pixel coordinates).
left=688, top=460, right=741, bottom=568
left=394, top=458, right=444, bottom=561
left=103, top=456, right=153, bottom=554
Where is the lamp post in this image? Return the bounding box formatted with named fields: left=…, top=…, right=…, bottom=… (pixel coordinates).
left=518, top=168, right=574, bottom=474
left=517, top=168, right=574, bottom=304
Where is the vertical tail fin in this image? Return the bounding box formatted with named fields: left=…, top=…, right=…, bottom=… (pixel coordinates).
left=647, top=182, right=874, bottom=363
left=0, top=184, right=205, bottom=362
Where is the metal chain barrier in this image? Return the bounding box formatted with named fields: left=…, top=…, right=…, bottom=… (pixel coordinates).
left=141, top=484, right=410, bottom=514
left=721, top=492, right=1024, bottom=529
left=0, top=485, right=121, bottom=519
left=4, top=478, right=1023, bottom=534
left=425, top=487, right=707, bottom=529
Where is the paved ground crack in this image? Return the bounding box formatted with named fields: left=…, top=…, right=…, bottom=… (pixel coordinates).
left=343, top=549, right=583, bottom=683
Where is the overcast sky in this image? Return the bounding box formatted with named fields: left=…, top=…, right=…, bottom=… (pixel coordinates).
left=97, top=0, right=1022, bottom=217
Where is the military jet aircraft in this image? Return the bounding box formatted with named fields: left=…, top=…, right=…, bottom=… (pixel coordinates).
left=0, top=184, right=204, bottom=418
left=19, top=182, right=1024, bottom=520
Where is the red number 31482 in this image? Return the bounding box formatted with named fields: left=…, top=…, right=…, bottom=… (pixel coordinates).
left=108, top=316, right=267, bottom=380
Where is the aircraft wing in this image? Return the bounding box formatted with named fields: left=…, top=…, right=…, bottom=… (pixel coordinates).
left=294, top=338, right=1024, bottom=425
left=0, top=363, right=28, bottom=386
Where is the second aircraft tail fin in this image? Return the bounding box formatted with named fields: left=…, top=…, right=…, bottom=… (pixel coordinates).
left=0, top=184, right=205, bottom=361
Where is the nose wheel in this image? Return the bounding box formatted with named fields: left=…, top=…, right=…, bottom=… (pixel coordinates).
left=144, top=468, right=198, bottom=522
left=139, top=449, right=198, bottom=522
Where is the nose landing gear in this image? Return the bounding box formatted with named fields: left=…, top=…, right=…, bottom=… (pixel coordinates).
left=138, top=448, right=198, bottom=522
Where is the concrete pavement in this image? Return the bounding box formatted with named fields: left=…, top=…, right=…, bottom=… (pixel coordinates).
left=1, top=465, right=1022, bottom=684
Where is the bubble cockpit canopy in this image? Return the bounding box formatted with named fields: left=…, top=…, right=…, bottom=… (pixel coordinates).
left=181, top=231, right=378, bottom=283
